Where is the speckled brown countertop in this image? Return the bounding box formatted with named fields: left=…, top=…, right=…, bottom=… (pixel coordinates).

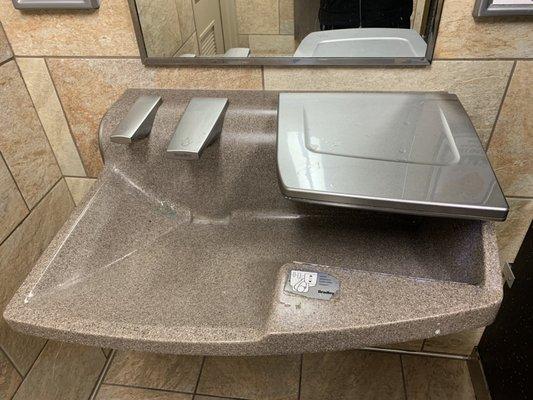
left=4, top=89, right=503, bottom=355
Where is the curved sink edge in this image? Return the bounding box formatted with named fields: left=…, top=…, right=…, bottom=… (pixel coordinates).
left=3, top=284, right=502, bottom=356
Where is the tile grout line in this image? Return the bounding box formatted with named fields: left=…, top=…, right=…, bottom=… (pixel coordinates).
left=0, top=56, right=14, bottom=67
left=9, top=340, right=49, bottom=400
left=192, top=356, right=207, bottom=397
left=43, top=56, right=90, bottom=177
left=0, top=176, right=62, bottom=249
left=0, top=150, right=30, bottom=211
left=485, top=60, right=517, bottom=151
left=399, top=355, right=409, bottom=400
left=506, top=195, right=533, bottom=200
left=88, top=349, right=116, bottom=400
left=103, top=382, right=198, bottom=397
left=192, top=393, right=251, bottom=400
left=62, top=174, right=97, bottom=179
left=297, top=353, right=303, bottom=400
left=0, top=345, right=23, bottom=382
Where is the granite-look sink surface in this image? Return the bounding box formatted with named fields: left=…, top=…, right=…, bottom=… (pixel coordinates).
left=4, top=90, right=502, bottom=355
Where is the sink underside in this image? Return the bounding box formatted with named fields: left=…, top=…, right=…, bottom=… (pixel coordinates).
left=4, top=90, right=502, bottom=355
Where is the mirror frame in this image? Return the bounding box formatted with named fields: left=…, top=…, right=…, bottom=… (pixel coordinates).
left=473, top=0, right=533, bottom=17
left=128, top=0, right=444, bottom=66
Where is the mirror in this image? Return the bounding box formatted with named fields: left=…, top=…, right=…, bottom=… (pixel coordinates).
left=128, top=0, right=444, bottom=66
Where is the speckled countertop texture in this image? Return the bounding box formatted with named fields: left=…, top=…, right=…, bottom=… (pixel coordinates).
left=4, top=89, right=503, bottom=355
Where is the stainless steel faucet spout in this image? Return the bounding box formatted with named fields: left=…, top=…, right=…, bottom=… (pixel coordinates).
left=167, top=97, right=229, bottom=159
left=110, top=95, right=162, bottom=144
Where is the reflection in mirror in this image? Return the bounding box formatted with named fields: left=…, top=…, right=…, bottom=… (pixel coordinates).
left=130, top=0, right=443, bottom=63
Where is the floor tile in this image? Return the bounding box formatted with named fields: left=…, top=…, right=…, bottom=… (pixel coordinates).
left=96, top=384, right=192, bottom=400
left=0, top=180, right=73, bottom=375
left=0, top=347, right=22, bottom=399
left=197, top=355, right=300, bottom=400
left=300, top=350, right=405, bottom=400
left=402, top=355, right=475, bottom=400
left=105, top=351, right=203, bottom=393
left=12, top=341, right=106, bottom=400
left=194, top=396, right=229, bottom=400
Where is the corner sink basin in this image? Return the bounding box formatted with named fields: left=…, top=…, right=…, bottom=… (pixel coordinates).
left=294, top=28, right=428, bottom=58
left=4, top=90, right=503, bottom=356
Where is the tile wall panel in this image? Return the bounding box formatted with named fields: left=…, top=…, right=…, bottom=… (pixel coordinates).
left=434, top=0, right=533, bottom=59
left=0, top=154, right=28, bottom=244
left=0, top=0, right=138, bottom=57
left=0, top=61, right=61, bottom=208
left=12, top=341, right=106, bottom=400
left=488, top=61, right=532, bottom=198
left=16, top=57, right=86, bottom=177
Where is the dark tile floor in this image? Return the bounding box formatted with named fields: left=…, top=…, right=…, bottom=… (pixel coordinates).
left=92, top=349, right=476, bottom=400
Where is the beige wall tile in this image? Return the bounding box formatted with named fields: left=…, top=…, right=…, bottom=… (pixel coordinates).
left=0, top=347, right=22, bottom=400
left=137, top=0, right=182, bottom=57
left=65, top=177, right=96, bottom=206
left=264, top=60, right=513, bottom=147
left=96, top=385, right=192, bottom=400
left=0, top=180, right=74, bottom=375
left=12, top=341, right=105, bottom=400
left=301, top=350, right=404, bottom=400
left=496, top=198, right=533, bottom=263
left=435, top=0, right=533, bottom=59
left=249, top=34, right=296, bottom=56
left=16, top=57, right=86, bottom=177
left=197, top=355, right=300, bottom=400
left=403, top=356, right=475, bottom=400
left=47, top=58, right=262, bottom=176
left=423, top=328, right=484, bottom=355
left=105, top=351, right=203, bottom=393
left=280, top=0, right=295, bottom=35
left=0, top=61, right=61, bottom=208
left=176, top=0, right=195, bottom=40
left=0, top=0, right=138, bottom=57
left=488, top=61, right=532, bottom=197
left=0, top=22, right=12, bottom=64
left=0, top=154, right=28, bottom=244
left=235, top=0, right=279, bottom=34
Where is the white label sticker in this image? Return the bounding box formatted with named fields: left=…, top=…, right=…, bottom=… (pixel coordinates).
left=284, top=267, right=340, bottom=300
left=289, top=270, right=318, bottom=293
